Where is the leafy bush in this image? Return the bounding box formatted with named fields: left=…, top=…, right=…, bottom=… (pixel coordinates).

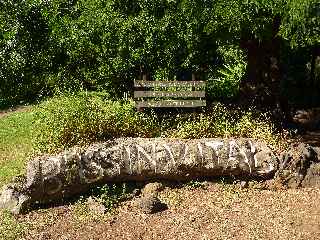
left=164, top=104, right=281, bottom=147
left=32, top=93, right=159, bottom=152
left=31, top=93, right=282, bottom=153
left=207, top=45, right=247, bottom=99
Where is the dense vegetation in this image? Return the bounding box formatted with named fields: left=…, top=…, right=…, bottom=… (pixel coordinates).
left=0, top=93, right=283, bottom=188
left=0, top=0, right=319, bottom=108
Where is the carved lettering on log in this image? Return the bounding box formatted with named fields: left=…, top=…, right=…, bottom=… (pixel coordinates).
left=42, top=156, right=64, bottom=195
left=37, top=139, right=276, bottom=197
left=205, top=141, right=224, bottom=165
left=79, top=152, right=104, bottom=184
left=162, top=144, right=180, bottom=171
left=136, top=144, right=157, bottom=174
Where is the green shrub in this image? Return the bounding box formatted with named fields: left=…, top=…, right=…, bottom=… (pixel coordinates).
left=32, top=93, right=159, bottom=152
left=207, top=45, right=247, bottom=99
left=11, top=93, right=282, bottom=155
left=165, top=104, right=282, bottom=147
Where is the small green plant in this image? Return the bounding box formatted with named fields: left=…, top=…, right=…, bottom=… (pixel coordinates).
left=0, top=210, right=28, bottom=240
left=185, top=180, right=206, bottom=189
left=91, top=183, right=130, bottom=212
left=71, top=183, right=135, bottom=221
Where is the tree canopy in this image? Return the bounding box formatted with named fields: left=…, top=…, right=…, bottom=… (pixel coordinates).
left=0, top=0, right=319, bottom=107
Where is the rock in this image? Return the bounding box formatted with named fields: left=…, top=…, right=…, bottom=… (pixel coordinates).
left=138, top=196, right=167, bottom=214
left=0, top=184, right=31, bottom=215
left=240, top=181, right=249, bottom=189
left=141, top=182, right=164, bottom=197
left=0, top=138, right=278, bottom=214
left=274, top=143, right=320, bottom=188
left=293, top=108, right=320, bottom=130
left=87, top=197, right=106, bottom=215
left=0, top=186, right=19, bottom=211
left=301, top=163, right=320, bottom=187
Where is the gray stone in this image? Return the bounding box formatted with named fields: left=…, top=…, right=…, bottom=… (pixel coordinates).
left=138, top=196, right=167, bottom=214
left=240, top=181, right=249, bottom=189
left=0, top=185, right=31, bottom=215
left=301, top=163, right=320, bottom=187
left=0, top=138, right=278, bottom=214
left=0, top=186, right=19, bottom=210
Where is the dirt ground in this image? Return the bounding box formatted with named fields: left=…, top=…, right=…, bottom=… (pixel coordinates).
left=14, top=182, right=320, bottom=240
left=0, top=106, right=30, bottom=119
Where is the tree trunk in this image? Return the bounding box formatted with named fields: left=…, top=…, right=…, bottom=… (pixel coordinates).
left=310, top=45, right=320, bottom=87
left=0, top=138, right=278, bottom=214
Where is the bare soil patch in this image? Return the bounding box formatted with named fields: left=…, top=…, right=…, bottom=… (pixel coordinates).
left=16, top=182, right=320, bottom=240
left=0, top=106, right=30, bottom=119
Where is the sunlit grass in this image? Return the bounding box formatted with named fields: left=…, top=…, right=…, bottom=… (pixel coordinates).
left=0, top=110, right=34, bottom=188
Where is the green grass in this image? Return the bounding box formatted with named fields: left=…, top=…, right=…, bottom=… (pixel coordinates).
left=0, top=110, right=35, bottom=188
left=0, top=210, right=28, bottom=240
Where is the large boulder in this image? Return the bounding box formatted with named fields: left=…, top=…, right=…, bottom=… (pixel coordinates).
left=0, top=138, right=278, bottom=214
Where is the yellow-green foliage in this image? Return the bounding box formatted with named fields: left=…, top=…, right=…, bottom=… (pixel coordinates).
left=32, top=93, right=159, bottom=153
left=166, top=104, right=281, bottom=147
left=0, top=211, right=27, bottom=240
left=31, top=96, right=282, bottom=152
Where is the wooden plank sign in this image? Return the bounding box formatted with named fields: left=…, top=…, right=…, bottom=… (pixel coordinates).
left=134, top=80, right=206, bottom=88
left=134, top=75, right=206, bottom=109
left=134, top=91, right=205, bottom=98
left=136, top=100, right=206, bottom=108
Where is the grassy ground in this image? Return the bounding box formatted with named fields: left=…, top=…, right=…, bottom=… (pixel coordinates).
left=0, top=109, right=34, bottom=187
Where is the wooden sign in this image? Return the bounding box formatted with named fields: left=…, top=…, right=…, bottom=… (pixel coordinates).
left=134, top=91, right=205, bottom=98
left=134, top=80, right=206, bottom=88
left=134, top=75, right=206, bottom=109
left=136, top=100, right=206, bottom=108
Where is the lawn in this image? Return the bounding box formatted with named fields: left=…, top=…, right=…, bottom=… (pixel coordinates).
left=0, top=109, right=34, bottom=187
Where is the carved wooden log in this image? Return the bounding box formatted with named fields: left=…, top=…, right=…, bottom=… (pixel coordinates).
left=0, top=138, right=278, bottom=214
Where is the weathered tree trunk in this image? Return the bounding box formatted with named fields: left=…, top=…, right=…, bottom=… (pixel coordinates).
left=0, top=138, right=278, bottom=214
left=240, top=16, right=291, bottom=122
left=310, top=45, right=320, bottom=87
